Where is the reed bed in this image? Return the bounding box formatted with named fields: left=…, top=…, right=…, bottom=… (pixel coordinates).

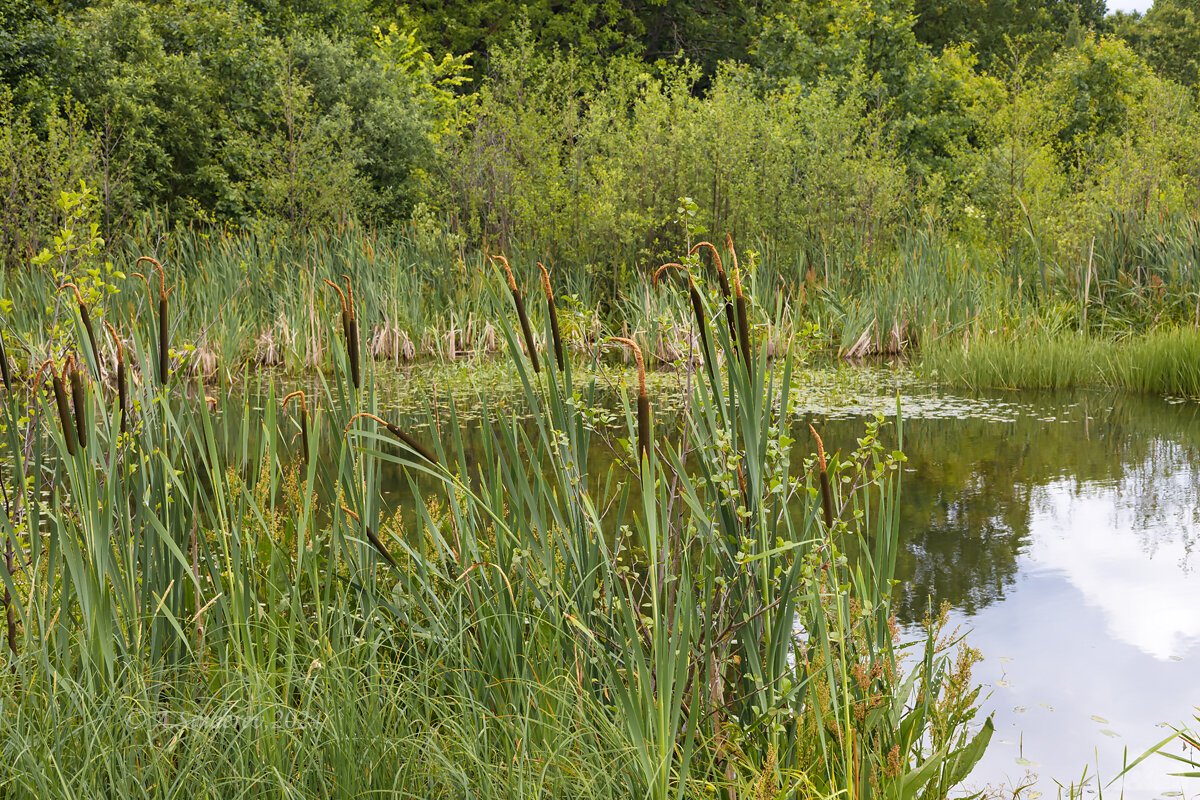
left=0, top=236, right=992, bottom=799
left=5, top=216, right=1200, bottom=392
left=924, top=327, right=1200, bottom=396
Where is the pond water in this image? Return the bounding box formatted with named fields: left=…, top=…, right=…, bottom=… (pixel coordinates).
left=808, top=385, right=1200, bottom=799
left=254, top=365, right=1200, bottom=797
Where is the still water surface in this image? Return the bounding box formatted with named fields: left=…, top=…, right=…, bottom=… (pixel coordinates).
left=809, top=388, right=1200, bottom=798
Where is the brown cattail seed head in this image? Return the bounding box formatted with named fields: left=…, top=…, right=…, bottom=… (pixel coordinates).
left=538, top=262, right=565, bottom=372
left=106, top=322, right=127, bottom=433
left=66, top=354, right=87, bottom=449
left=809, top=424, right=827, bottom=473
left=653, top=263, right=688, bottom=288
left=689, top=242, right=724, bottom=280
left=608, top=337, right=646, bottom=397
left=343, top=412, right=439, bottom=466
left=491, top=254, right=518, bottom=292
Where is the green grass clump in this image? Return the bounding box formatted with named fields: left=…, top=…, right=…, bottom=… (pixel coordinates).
left=923, top=327, right=1200, bottom=397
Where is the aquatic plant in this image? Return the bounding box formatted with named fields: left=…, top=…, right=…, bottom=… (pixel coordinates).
left=133, top=256, right=170, bottom=386
left=0, top=247, right=991, bottom=800
left=104, top=321, right=127, bottom=433
left=492, top=253, right=540, bottom=373
left=60, top=283, right=98, bottom=369
left=539, top=262, right=564, bottom=372
left=607, top=336, right=651, bottom=464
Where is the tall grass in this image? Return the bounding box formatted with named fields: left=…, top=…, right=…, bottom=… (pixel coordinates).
left=0, top=239, right=990, bottom=798
left=924, top=327, right=1200, bottom=396
left=5, top=209, right=1200, bottom=386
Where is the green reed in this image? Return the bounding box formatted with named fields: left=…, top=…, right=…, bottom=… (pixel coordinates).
left=0, top=240, right=990, bottom=799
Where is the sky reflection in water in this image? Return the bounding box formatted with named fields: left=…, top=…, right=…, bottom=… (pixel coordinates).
left=810, top=388, right=1200, bottom=798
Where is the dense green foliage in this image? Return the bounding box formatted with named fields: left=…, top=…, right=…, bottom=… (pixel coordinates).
left=0, top=248, right=991, bottom=797
left=2, top=0, right=1199, bottom=374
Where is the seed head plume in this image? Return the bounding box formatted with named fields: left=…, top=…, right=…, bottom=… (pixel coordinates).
left=690, top=241, right=731, bottom=296
left=135, top=256, right=167, bottom=301
left=691, top=241, right=737, bottom=347
left=341, top=275, right=356, bottom=321
left=538, top=262, right=565, bottom=372
left=32, top=359, right=53, bottom=390
left=608, top=337, right=651, bottom=464
left=136, top=256, right=170, bottom=385
left=653, top=262, right=687, bottom=288
left=493, top=254, right=518, bottom=292
left=105, top=321, right=128, bottom=433
left=733, top=260, right=752, bottom=371
left=282, top=391, right=310, bottom=462
left=491, top=255, right=540, bottom=374
left=323, top=279, right=358, bottom=388
left=809, top=424, right=834, bottom=530
left=322, top=279, right=348, bottom=315
left=343, top=412, right=439, bottom=466
left=340, top=505, right=396, bottom=567
left=40, top=358, right=75, bottom=457
left=65, top=354, right=87, bottom=450
left=130, top=271, right=151, bottom=299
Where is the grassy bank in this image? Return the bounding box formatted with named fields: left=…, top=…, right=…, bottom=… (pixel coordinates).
left=0, top=246, right=990, bottom=798
left=922, top=327, right=1200, bottom=396
left=8, top=206, right=1200, bottom=387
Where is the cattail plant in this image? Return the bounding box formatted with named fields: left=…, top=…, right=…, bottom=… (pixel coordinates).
left=538, top=263, right=564, bottom=372
left=323, top=278, right=359, bottom=389
left=36, top=360, right=76, bottom=456
left=104, top=322, right=127, bottom=433
left=61, top=283, right=99, bottom=369
left=344, top=412, right=438, bottom=466
left=342, top=274, right=361, bottom=390
left=733, top=263, right=753, bottom=372
left=0, top=333, right=9, bottom=391
left=608, top=337, right=651, bottom=465
left=134, top=257, right=170, bottom=386
left=281, top=391, right=309, bottom=463
left=809, top=424, right=834, bottom=530
left=690, top=241, right=738, bottom=347
left=340, top=506, right=396, bottom=567
left=654, top=263, right=717, bottom=389
left=492, top=255, right=539, bottom=373
left=65, top=354, right=87, bottom=450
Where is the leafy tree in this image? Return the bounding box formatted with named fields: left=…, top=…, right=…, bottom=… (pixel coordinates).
left=895, top=44, right=1005, bottom=181
left=1115, top=0, right=1200, bottom=87
left=0, top=0, right=66, bottom=113
left=911, top=0, right=1109, bottom=70
left=754, top=0, right=926, bottom=102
